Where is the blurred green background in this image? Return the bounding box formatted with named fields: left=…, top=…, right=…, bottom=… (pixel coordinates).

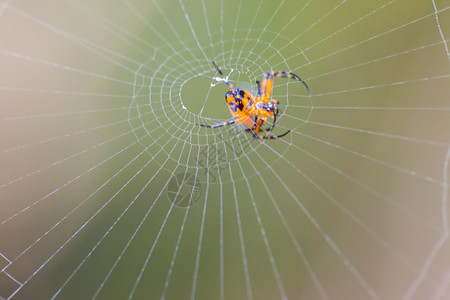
left=0, top=0, right=449, bottom=299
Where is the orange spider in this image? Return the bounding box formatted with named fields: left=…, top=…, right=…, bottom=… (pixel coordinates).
left=197, top=62, right=310, bottom=140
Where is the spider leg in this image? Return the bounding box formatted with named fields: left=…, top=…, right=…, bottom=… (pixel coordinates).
left=212, top=61, right=234, bottom=90
left=248, top=113, right=290, bottom=139
left=256, top=80, right=261, bottom=97
left=245, top=115, right=258, bottom=131
left=246, top=115, right=276, bottom=133
left=251, top=129, right=291, bottom=140
left=263, top=71, right=310, bottom=98
left=267, top=111, right=277, bottom=134
left=196, top=119, right=236, bottom=129
left=251, top=117, right=265, bottom=134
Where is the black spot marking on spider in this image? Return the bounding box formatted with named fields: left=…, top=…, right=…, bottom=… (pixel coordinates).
left=237, top=101, right=244, bottom=111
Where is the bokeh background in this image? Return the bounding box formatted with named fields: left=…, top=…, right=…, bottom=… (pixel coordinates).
left=1, top=0, right=449, bottom=299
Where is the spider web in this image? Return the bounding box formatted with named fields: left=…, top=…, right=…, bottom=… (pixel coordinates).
left=1, top=0, right=449, bottom=299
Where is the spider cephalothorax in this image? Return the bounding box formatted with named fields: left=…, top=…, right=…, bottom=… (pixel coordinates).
left=197, top=62, right=310, bottom=139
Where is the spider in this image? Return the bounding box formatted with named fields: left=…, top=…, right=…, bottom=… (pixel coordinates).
left=197, top=62, right=310, bottom=140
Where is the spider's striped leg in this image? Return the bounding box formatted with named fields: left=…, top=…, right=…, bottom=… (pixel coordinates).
left=212, top=61, right=234, bottom=90
left=264, top=71, right=310, bottom=97
left=256, top=80, right=261, bottom=97
left=212, top=61, right=224, bottom=76
left=196, top=119, right=236, bottom=128
left=248, top=117, right=264, bottom=134
left=252, top=129, right=291, bottom=140
left=248, top=114, right=289, bottom=139
left=248, top=113, right=277, bottom=133
left=267, top=111, right=277, bottom=134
